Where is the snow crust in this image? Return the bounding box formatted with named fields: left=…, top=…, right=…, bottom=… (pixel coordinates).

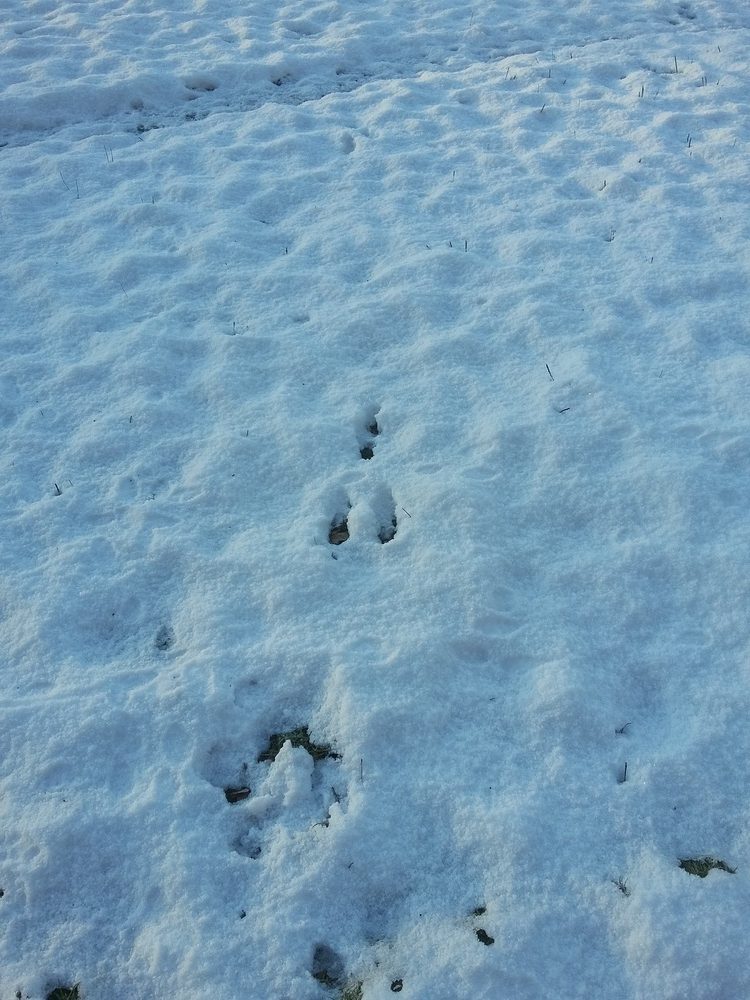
left=2, top=0, right=750, bottom=997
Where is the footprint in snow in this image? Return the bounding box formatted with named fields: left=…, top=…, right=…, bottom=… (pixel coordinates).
left=327, top=408, right=401, bottom=547
left=154, top=624, right=175, bottom=651
left=373, top=484, right=398, bottom=544
left=358, top=407, right=380, bottom=460
left=201, top=726, right=347, bottom=862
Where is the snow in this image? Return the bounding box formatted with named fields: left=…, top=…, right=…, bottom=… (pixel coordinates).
left=2, top=0, right=750, bottom=997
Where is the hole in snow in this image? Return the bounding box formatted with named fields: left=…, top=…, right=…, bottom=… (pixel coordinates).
left=234, top=831, right=262, bottom=859
left=329, top=514, right=349, bottom=545
left=311, top=945, right=346, bottom=989
left=378, top=515, right=397, bottom=544
left=184, top=76, right=218, bottom=92
left=154, top=625, right=175, bottom=651
left=376, top=486, right=398, bottom=544
left=224, top=786, right=251, bottom=804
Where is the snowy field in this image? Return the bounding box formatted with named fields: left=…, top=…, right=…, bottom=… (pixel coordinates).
left=2, top=0, right=750, bottom=997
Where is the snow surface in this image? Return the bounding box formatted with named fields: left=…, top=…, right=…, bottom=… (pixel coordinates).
left=2, top=0, right=750, bottom=998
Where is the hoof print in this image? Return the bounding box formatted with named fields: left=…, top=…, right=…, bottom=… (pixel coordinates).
left=378, top=515, right=397, bottom=544
left=312, top=944, right=345, bottom=989
left=224, top=786, right=251, bottom=804
left=154, top=625, right=175, bottom=650
left=391, top=980, right=404, bottom=992
left=356, top=406, right=380, bottom=458
left=258, top=726, right=339, bottom=763
left=476, top=928, right=495, bottom=946
left=310, top=943, right=363, bottom=1000
left=375, top=485, right=398, bottom=543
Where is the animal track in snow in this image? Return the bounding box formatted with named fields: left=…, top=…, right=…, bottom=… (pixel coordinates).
left=328, top=490, right=398, bottom=547
left=183, top=75, right=218, bottom=93
left=311, top=944, right=362, bottom=996
left=200, top=724, right=347, bottom=862
left=379, top=514, right=397, bottom=543
left=360, top=411, right=398, bottom=542
left=373, top=484, right=398, bottom=544
left=676, top=2, right=696, bottom=20
left=154, top=624, right=175, bottom=651
left=327, top=488, right=352, bottom=546
left=378, top=511, right=397, bottom=544
left=257, top=726, right=340, bottom=763
left=358, top=406, right=380, bottom=460
left=326, top=408, right=401, bottom=548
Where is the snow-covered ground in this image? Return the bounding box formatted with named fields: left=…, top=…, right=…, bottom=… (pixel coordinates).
left=2, top=1, right=750, bottom=997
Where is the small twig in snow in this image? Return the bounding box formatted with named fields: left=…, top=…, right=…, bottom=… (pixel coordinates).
left=612, top=877, right=631, bottom=897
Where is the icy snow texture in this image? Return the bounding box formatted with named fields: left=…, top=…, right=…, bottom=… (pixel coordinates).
left=2, top=0, right=750, bottom=998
